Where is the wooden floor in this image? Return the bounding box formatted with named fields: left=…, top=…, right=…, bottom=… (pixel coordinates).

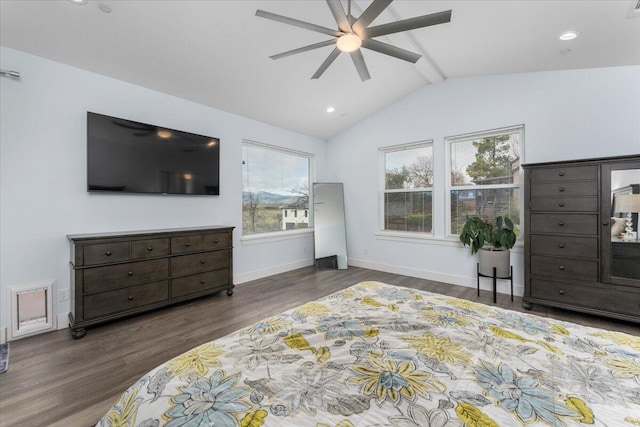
left=0, top=266, right=638, bottom=427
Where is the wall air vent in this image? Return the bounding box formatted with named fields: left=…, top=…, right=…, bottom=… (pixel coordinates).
left=627, top=0, right=640, bottom=18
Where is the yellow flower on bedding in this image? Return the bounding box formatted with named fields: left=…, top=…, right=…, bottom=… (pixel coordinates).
left=104, top=383, right=142, bottom=427
left=589, top=331, right=640, bottom=349
left=243, top=316, right=291, bottom=335
left=349, top=356, right=446, bottom=405
left=606, top=357, right=640, bottom=382
left=165, top=342, right=224, bottom=377
left=444, top=298, right=489, bottom=313
left=420, top=310, right=469, bottom=328
left=402, top=332, right=471, bottom=365
left=295, top=301, right=330, bottom=317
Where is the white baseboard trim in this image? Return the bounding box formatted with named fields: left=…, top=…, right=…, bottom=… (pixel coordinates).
left=0, top=327, right=6, bottom=345
left=349, top=258, right=524, bottom=297
left=235, top=259, right=314, bottom=285
left=57, top=313, right=69, bottom=330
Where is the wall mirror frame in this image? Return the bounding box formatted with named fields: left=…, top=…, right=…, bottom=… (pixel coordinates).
left=313, top=182, right=348, bottom=270
left=600, top=160, right=640, bottom=286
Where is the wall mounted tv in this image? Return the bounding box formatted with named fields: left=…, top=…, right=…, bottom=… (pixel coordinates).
left=87, top=112, right=220, bottom=195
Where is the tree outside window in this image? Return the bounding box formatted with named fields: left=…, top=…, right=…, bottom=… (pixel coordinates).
left=381, top=142, right=433, bottom=233
left=448, top=126, right=523, bottom=236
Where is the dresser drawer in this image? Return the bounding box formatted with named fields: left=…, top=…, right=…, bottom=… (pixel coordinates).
left=171, top=249, right=231, bottom=277
left=84, top=280, right=169, bottom=320
left=530, top=166, right=598, bottom=183
left=131, top=238, right=169, bottom=260
left=529, top=197, right=597, bottom=212
left=203, top=232, right=231, bottom=250
left=531, top=255, right=597, bottom=281
left=84, top=241, right=130, bottom=265
left=530, top=279, right=640, bottom=317
left=171, top=269, right=230, bottom=298
left=531, top=182, right=597, bottom=197
left=530, top=235, right=598, bottom=259
left=171, top=235, right=203, bottom=254
left=83, top=258, right=169, bottom=293
left=530, top=214, right=598, bottom=235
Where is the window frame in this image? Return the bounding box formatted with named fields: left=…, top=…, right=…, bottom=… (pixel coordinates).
left=445, top=125, right=525, bottom=239
left=378, top=140, right=435, bottom=237
left=241, top=140, right=314, bottom=238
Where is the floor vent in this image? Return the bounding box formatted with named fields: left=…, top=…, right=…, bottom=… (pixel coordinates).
left=9, top=281, right=55, bottom=340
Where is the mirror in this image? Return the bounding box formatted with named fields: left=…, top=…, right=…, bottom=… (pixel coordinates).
left=313, top=183, right=348, bottom=269
left=610, top=168, right=640, bottom=280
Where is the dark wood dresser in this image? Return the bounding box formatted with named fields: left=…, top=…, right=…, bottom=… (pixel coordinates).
left=68, top=226, right=234, bottom=338
left=523, top=155, right=640, bottom=322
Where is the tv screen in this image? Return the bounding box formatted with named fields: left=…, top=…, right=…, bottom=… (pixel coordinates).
left=87, top=112, right=220, bottom=195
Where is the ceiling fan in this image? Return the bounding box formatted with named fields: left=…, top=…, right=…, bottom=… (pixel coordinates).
left=256, top=0, right=451, bottom=82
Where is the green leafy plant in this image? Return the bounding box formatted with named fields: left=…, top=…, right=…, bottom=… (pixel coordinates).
left=459, top=216, right=517, bottom=255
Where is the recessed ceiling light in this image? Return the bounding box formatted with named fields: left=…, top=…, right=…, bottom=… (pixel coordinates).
left=326, top=107, right=335, bottom=113
left=98, top=3, right=112, bottom=13
left=68, top=0, right=88, bottom=4
left=559, top=31, right=579, bottom=41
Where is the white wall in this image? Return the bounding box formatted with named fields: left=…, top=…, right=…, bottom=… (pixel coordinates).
left=326, top=65, right=640, bottom=296
left=0, top=47, right=326, bottom=336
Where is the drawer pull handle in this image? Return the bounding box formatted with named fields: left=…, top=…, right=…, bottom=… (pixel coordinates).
left=200, top=259, right=205, bottom=264
left=214, top=240, right=220, bottom=244
left=185, top=242, right=191, bottom=247
left=200, top=280, right=206, bottom=284
left=128, top=295, right=133, bottom=301
left=559, top=290, right=565, bottom=295
left=603, top=222, right=609, bottom=227
left=559, top=265, right=565, bottom=271
left=105, top=251, right=112, bottom=256
left=558, top=202, right=565, bottom=207
left=558, top=222, right=565, bottom=226
left=558, top=172, right=565, bottom=177
left=127, top=271, right=134, bottom=276
left=147, top=246, right=153, bottom=251
left=559, top=244, right=565, bottom=248
left=558, top=187, right=565, bottom=192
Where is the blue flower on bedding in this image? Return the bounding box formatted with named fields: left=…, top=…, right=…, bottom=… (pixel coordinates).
left=473, top=360, right=577, bottom=425
left=377, top=287, right=413, bottom=301
left=495, top=312, right=552, bottom=335
left=165, top=370, right=251, bottom=427
left=318, top=316, right=365, bottom=340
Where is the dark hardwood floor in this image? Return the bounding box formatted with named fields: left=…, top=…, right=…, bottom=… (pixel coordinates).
left=0, top=266, right=638, bottom=427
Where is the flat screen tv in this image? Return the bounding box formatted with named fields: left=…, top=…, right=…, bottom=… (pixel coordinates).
left=87, top=112, right=220, bottom=195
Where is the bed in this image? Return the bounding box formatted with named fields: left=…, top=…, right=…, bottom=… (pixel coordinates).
left=96, top=281, right=640, bottom=426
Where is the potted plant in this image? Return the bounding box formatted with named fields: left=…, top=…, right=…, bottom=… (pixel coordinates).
left=459, top=216, right=517, bottom=277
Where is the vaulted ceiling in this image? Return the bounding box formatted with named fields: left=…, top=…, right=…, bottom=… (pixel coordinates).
left=2, top=0, right=639, bottom=139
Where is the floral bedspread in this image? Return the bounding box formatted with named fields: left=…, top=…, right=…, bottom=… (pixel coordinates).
left=97, top=281, right=640, bottom=426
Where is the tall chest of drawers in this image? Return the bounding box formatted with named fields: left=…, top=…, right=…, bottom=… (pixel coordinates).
left=523, top=156, right=640, bottom=322
left=68, top=226, right=234, bottom=338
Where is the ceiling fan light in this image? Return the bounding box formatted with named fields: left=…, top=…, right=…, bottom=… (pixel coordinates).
left=336, top=33, right=362, bottom=53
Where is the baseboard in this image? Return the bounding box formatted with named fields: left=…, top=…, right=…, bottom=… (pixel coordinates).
left=349, top=257, right=524, bottom=297
left=0, top=327, right=6, bottom=345
left=235, top=259, right=314, bottom=285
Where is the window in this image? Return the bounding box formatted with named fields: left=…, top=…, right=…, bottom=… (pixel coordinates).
left=447, top=125, right=523, bottom=236
left=380, top=141, right=433, bottom=233
left=242, top=141, right=312, bottom=236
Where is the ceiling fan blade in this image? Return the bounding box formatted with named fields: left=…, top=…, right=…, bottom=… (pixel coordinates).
left=362, top=9, right=452, bottom=39
left=256, top=9, right=342, bottom=37
left=326, top=0, right=351, bottom=33
left=361, top=39, right=421, bottom=63
left=270, top=40, right=337, bottom=60
left=311, top=48, right=341, bottom=79
left=352, top=0, right=393, bottom=36
left=350, top=49, right=371, bottom=82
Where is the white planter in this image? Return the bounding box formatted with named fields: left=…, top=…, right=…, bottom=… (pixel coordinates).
left=478, top=248, right=511, bottom=277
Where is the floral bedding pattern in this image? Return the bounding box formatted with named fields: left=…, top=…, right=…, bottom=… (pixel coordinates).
left=97, top=281, right=640, bottom=427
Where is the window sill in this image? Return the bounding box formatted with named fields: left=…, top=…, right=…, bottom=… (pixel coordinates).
left=241, top=228, right=314, bottom=245
left=375, top=231, right=524, bottom=252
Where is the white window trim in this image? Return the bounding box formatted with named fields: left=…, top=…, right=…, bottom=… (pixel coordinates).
left=242, top=140, right=315, bottom=237
left=378, top=140, right=434, bottom=236
left=445, top=125, right=525, bottom=239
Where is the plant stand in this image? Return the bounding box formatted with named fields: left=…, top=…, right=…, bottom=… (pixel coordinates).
left=477, top=263, right=513, bottom=303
